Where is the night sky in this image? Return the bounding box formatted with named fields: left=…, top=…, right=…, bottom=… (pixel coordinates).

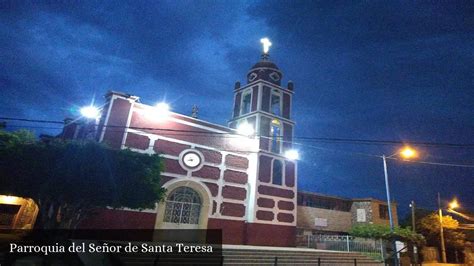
left=1, top=1, right=473, bottom=219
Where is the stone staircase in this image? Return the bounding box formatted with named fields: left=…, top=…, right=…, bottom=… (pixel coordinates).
left=221, top=245, right=384, bottom=266
left=117, top=245, right=384, bottom=266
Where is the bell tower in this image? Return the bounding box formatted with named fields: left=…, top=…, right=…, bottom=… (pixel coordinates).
left=228, top=39, right=297, bottom=240
left=229, top=38, right=295, bottom=155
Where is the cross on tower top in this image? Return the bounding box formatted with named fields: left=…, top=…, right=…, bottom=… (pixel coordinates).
left=260, top=38, right=272, bottom=54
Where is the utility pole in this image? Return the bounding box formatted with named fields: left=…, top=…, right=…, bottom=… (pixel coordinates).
left=382, top=155, right=398, bottom=266
left=438, top=193, right=447, bottom=263
left=410, top=201, right=418, bottom=265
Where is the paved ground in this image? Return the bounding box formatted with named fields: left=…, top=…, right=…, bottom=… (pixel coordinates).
left=422, top=263, right=468, bottom=266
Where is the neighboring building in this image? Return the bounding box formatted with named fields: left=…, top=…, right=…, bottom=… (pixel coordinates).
left=297, top=191, right=398, bottom=236
left=0, top=195, right=38, bottom=230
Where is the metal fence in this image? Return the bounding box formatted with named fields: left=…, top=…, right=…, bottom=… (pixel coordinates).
left=298, top=234, right=384, bottom=261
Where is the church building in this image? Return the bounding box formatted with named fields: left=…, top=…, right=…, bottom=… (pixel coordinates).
left=63, top=40, right=298, bottom=247
left=45, top=40, right=399, bottom=247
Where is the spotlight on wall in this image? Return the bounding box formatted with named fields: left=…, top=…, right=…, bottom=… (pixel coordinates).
left=284, top=149, right=300, bottom=160
left=80, top=106, right=101, bottom=119
left=237, top=122, right=255, bottom=137
left=152, top=102, right=171, bottom=121
left=155, top=102, right=170, bottom=113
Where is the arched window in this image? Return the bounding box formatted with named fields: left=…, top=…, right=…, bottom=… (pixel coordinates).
left=270, top=119, right=281, bottom=153
left=164, top=187, right=201, bottom=224
left=272, top=159, right=283, bottom=185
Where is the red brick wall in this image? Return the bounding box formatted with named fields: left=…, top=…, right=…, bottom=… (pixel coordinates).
left=277, top=213, right=294, bottom=223
left=257, top=197, right=275, bottom=208
left=125, top=133, right=149, bottom=150
left=193, top=165, right=220, bottom=180
left=258, top=155, right=272, bottom=182
left=207, top=218, right=245, bottom=244
left=79, top=209, right=156, bottom=229
left=285, top=161, right=295, bottom=187
left=225, top=154, right=249, bottom=169
left=102, top=98, right=132, bottom=149
left=246, top=223, right=296, bottom=246
left=203, top=182, right=219, bottom=197
left=223, top=170, right=247, bottom=184
left=197, top=147, right=222, bottom=164
left=154, top=140, right=190, bottom=156
left=220, top=202, right=245, bottom=217
left=278, top=201, right=294, bottom=211
left=258, top=185, right=295, bottom=199
left=256, top=210, right=274, bottom=221
left=222, top=186, right=246, bottom=200
left=207, top=219, right=297, bottom=247
left=163, top=158, right=187, bottom=175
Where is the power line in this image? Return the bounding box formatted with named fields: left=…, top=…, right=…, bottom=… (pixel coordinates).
left=2, top=116, right=474, bottom=149
left=4, top=124, right=474, bottom=168
left=388, top=158, right=474, bottom=168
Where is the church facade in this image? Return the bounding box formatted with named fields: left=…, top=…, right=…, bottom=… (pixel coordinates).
left=65, top=50, right=298, bottom=246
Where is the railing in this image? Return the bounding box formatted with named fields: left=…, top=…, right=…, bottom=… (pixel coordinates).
left=298, top=234, right=384, bottom=261
left=271, top=257, right=382, bottom=265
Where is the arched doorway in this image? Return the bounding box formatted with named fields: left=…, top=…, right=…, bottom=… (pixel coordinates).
left=155, top=181, right=210, bottom=230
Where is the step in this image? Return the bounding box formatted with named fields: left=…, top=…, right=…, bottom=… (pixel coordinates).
left=222, top=252, right=374, bottom=258
left=222, top=251, right=371, bottom=256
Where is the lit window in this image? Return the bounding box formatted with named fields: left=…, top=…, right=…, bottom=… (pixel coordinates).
left=270, top=119, right=281, bottom=153
left=272, top=159, right=283, bottom=185
left=240, top=91, right=251, bottom=115
left=270, top=91, right=281, bottom=116
left=164, top=187, right=201, bottom=224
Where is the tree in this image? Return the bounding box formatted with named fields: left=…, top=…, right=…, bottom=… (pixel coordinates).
left=349, top=224, right=426, bottom=247
left=0, top=129, right=35, bottom=147
left=417, top=213, right=466, bottom=249
left=0, top=130, right=165, bottom=229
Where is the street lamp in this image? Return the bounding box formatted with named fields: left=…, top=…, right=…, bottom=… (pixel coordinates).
left=382, top=146, right=417, bottom=265
left=449, top=199, right=459, bottom=210
left=437, top=197, right=459, bottom=263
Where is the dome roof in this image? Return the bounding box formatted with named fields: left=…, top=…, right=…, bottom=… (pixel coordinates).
left=250, top=59, right=280, bottom=71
